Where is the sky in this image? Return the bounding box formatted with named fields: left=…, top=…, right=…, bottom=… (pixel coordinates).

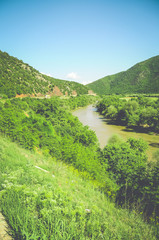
left=0, top=0, right=159, bottom=85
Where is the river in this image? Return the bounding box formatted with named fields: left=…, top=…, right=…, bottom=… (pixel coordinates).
left=73, top=105, right=118, bottom=148
left=73, top=105, right=159, bottom=159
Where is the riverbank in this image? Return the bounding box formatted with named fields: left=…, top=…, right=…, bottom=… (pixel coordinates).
left=73, top=105, right=159, bottom=160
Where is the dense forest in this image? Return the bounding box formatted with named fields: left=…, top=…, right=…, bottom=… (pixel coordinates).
left=0, top=50, right=88, bottom=98
left=87, top=55, right=159, bottom=95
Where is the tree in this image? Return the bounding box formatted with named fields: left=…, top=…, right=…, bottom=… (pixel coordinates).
left=106, top=105, right=118, bottom=120
left=7, top=89, right=16, bottom=98
left=101, top=138, right=148, bottom=205
left=107, top=134, right=123, bottom=145
left=140, top=106, right=158, bottom=128
left=127, top=138, right=148, bottom=153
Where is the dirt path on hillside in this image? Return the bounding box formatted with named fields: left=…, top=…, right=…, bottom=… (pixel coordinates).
left=0, top=213, right=13, bottom=240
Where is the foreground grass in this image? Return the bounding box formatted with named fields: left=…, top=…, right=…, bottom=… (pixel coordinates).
left=0, top=136, right=158, bottom=239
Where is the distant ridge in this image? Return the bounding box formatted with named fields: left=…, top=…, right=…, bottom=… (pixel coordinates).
left=87, top=55, right=159, bottom=95
left=0, top=50, right=88, bottom=98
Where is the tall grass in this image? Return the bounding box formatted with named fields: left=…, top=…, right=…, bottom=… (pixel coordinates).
left=0, top=136, right=158, bottom=239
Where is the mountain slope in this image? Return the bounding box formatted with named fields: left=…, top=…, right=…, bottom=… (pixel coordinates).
left=87, top=55, right=159, bottom=95
left=0, top=135, right=157, bottom=239
left=0, top=50, right=88, bottom=98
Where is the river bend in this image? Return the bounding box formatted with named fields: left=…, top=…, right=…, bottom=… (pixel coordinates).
left=72, top=105, right=159, bottom=159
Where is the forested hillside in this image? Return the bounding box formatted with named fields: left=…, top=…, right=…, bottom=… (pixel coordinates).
left=0, top=50, right=88, bottom=98
left=1, top=135, right=157, bottom=239
left=87, top=55, right=159, bottom=95
left=0, top=95, right=159, bottom=238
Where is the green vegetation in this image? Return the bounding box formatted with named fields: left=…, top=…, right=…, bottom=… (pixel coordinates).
left=1, top=49, right=159, bottom=238
left=87, top=55, right=159, bottom=95
left=0, top=136, right=158, bottom=239
left=0, top=50, right=88, bottom=98
left=0, top=94, right=159, bottom=239
left=96, top=96, right=159, bottom=218
left=0, top=96, right=102, bottom=180
left=96, top=95, right=159, bottom=132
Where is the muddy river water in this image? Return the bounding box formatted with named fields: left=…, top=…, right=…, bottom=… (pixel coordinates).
left=73, top=105, right=159, bottom=159
left=73, top=105, right=118, bottom=148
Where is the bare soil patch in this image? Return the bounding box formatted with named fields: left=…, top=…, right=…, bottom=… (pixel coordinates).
left=0, top=213, right=13, bottom=240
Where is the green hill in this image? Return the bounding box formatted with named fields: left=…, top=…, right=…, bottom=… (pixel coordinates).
left=0, top=95, right=159, bottom=238
left=0, top=135, right=157, bottom=239
left=0, top=50, right=88, bottom=98
left=87, top=55, right=159, bottom=95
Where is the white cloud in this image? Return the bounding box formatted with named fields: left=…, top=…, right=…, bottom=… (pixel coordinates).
left=82, top=80, right=92, bottom=85
left=41, top=72, right=52, bottom=77
left=66, top=72, right=80, bottom=80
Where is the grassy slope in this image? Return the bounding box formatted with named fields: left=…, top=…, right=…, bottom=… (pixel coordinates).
left=0, top=136, right=157, bottom=239
left=0, top=50, right=88, bottom=97
left=87, top=55, right=159, bottom=95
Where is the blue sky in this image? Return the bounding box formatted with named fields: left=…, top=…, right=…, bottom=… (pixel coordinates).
left=0, top=0, right=159, bottom=84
